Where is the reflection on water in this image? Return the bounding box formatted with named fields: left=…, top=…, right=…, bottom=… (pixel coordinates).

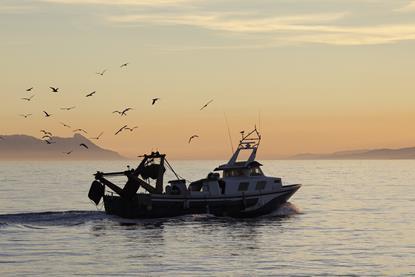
left=0, top=160, right=415, bottom=275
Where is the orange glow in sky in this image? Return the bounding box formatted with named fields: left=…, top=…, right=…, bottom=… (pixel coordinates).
left=1, top=1, right=415, bottom=159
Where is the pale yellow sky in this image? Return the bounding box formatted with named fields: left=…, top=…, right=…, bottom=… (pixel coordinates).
left=1, top=0, right=415, bottom=159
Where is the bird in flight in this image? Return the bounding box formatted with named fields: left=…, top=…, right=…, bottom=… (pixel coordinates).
left=40, top=130, right=52, bottom=136
left=120, top=62, right=129, bottom=68
left=188, top=135, right=199, bottom=143
left=152, top=98, right=160, bottom=105
left=96, top=69, right=106, bottom=76
left=21, top=95, right=35, bottom=101
left=85, top=91, right=96, bottom=97
left=79, top=143, right=89, bottom=149
left=60, top=106, right=76, bottom=111
left=200, top=99, right=213, bottom=110
left=44, top=140, right=56, bottom=145
left=90, top=132, right=103, bottom=140
left=113, top=107, right=133, bottom=116
left=20, top=114, right=32, bottom=118
left=26, top=87, right=34, bottom=92
left=49, top=87, right=59, bottom=92
left=42, top=135, right=52, bottom=140
left=124, top=126, right=138, bottom=132
left=60, top=122, right=71, bottom=128
left=115, top=125, right=128, bottom=135
left=73, top=128, right=88, bottom=134
left=43, top=111, right=52, bottom=117
left=63, top=150, right=73, bottom=155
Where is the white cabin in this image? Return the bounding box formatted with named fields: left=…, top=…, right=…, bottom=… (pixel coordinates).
left=186, top=128, right=283, bottom=196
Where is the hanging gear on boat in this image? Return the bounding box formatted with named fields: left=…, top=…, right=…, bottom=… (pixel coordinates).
left=141, top=163, right=165, bottom=180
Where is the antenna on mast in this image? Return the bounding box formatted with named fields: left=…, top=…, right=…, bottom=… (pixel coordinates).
left=258, top=110, right=261, bottom=133
left=224, top=113, right=234, bottom=154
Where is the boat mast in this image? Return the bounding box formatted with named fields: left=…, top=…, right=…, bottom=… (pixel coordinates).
left=227, top=127, right=261, bottom=165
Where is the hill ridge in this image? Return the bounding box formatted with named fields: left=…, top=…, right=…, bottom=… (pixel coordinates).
left=290, top=146, right=415, bottom=160
left=0, top=133, right=125, bottom=160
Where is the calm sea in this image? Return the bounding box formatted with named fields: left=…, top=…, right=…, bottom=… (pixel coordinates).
left=0, top=160, right=414, bottom=276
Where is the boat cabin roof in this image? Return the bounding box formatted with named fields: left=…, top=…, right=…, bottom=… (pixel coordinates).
left=214, top=161, right=263, bottom=171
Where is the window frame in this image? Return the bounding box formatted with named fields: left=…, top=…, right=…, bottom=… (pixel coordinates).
left=238, top=182, right=250, bottom=191
left=255, top=180, right=267, bottom=190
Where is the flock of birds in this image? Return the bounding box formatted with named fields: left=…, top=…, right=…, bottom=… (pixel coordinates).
left=0, top=62, right=215, bottom=156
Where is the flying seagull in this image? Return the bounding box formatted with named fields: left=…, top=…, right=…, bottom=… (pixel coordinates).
left=20, top=114, right=32, bottom=118
left=26, top=87, right=34, bottom=92
left=49, top=87, right=59, bottom=92
left=44, top=140, right=56, bottom=144
left=80, top=143, right=88, bottom=149
left=96, top=69, right=106, bottom=76
left=42, top=135, right=52, bottom=140
left=40, top=130, right=52, bottom=136
left=60, top=106, right=76, bottom=111
left=200, top=99, right=213, bottom=110
left=85, top=91, right=96, bottom=97
left=90, top=131, right=103, bottom=140
left=115, top=125, right=128, bottom=135
left=124, top=126, right=138, bottom=132
left=152, top=98, right=160, bottom=105
left=113, top=107, right=133, bottom=116
left=120, top=62, right=129, bottom=68
left=21, top=95, right=34, bottom=101
left=73, top=128, right=87, bottom=134
left=188, top=135, right=199, bottom=143
left=60, top=122, right=71, bottom=128
left=63, top=150, right=73, bottom=155
left=43, top=111, right=52, bottom=117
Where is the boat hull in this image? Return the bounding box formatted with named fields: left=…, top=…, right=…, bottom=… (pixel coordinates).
left=103, top=184, right=300, bottom=218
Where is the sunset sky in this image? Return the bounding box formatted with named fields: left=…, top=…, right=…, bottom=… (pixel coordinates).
left=1, top=0, right=415, bottom=159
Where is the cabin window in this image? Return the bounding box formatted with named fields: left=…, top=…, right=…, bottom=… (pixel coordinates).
left=238, top=182, right=249, bottom=191
left=250, top=167, right=263, bottom=176
left=255, top=181, right=266, bottom=190
left=274, top=178, right=282, bottom=184
left=224, top=169, right=245, bottom=177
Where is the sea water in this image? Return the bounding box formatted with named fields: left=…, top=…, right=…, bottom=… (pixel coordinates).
left=0, top=160, right=414, bottom=276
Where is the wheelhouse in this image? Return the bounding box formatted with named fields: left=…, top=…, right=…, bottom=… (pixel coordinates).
left=221, top=164, right=264, bottom=178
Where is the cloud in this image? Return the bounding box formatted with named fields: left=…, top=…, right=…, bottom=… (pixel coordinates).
left=40, top=0, right=196, bottom=6
left=107, top=12, right=415, bottom=46
left=6, top=0, right=415, bottom=47
left=396, top=1, right=415, bottom=12
left=0, top=4, right=36, bottom=14
left=108, top=12, right=348, bottom=32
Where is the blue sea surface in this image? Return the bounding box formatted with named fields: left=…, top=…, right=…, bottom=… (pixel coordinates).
left=0, top=160, right=414, bottom=276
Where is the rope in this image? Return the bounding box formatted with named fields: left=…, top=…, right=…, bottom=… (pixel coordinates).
left=164, top=158, right=181, bottom=179
left=96, top=200, right=104, bottom=211
left=165, top=158, right=193, bottom=183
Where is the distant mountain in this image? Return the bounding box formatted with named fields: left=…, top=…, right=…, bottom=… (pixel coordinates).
left=290, top=147, right=415, bottom=160
left=0, top=134, right=125, bottom=160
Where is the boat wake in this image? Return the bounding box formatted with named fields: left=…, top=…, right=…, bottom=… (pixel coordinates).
left=0, top=210, right=107, bottom=227
left=0, top=202, right=301, bottom=228
left=267, top=202, right=301, bottom=217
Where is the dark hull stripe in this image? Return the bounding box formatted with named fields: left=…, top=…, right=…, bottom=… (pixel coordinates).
left=103, top=185, right=300, bottom=219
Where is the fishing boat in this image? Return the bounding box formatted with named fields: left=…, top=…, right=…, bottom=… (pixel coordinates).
left=88, top=128, right=301, bottom=218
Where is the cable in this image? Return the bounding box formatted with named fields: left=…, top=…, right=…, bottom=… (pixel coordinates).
left=165, top=158, right=193, bottom=183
